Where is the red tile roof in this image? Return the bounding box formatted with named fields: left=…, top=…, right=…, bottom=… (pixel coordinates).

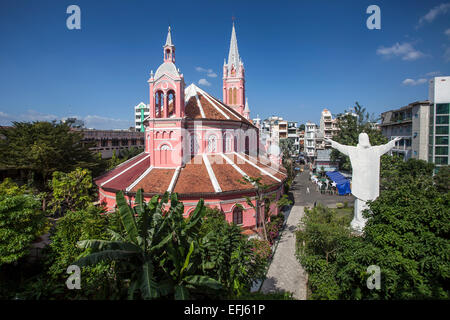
left=96, top=152, right=285, bottom=197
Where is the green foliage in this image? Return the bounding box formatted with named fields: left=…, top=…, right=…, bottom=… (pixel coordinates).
left=48, top=168, right=94, bottom=215
left=0, top=121, right=101, bottom=188
left=74, top=190, right=223, bottom=300
left=434, top=165, right=450, bottom=193
left=296, top=160, right=450, bottom=300
left=331, top=102, right=387, bottom=172
left=0, top=178, right=28, bottom=196
left=199, top=207, right=268, bottom=297
left=296, top=204, right=351, bottom=265
left=47, top=205, right=110, bottom=280
left=0, top=180, right=46, bottom=266
left=119, top=147, right=144, bottom=160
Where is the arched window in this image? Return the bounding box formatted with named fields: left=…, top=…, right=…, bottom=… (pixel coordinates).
left=190, top=134, right=198, bottom=156
left=155, top=91, right=164, bottom=118
left=223, top=134, right=232, bottom=153
left=232, top=206, right=243, bottom=225
left=245, top=136, right=250, bottom=155
left=228, top=88, right=232, bottom=105
left=208, top=135, right=217, bottom=153
left=167, top=90, right=175, bottom=117
left=233, top=88, right=237, bottom=105
left=169, top=131, right=174, bottom=139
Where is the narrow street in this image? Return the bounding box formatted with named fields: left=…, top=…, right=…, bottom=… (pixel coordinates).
left=260, top=167, right=354, bottom=299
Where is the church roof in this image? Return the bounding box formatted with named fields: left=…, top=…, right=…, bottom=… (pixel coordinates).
left=154, top=62, right=180, bottom=80
left=184, top=84, right=254, bottom=126
left=95, top=152, right=287, bottom=198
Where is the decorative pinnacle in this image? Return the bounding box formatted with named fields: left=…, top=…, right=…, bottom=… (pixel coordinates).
left=164, top=26, right=173, bottom=47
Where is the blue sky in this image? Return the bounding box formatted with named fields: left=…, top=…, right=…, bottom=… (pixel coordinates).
left=0, top=0, right=449, bottom=129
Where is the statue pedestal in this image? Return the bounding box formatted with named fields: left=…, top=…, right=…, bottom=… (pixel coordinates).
left=351, top=198, right=369, bottom=232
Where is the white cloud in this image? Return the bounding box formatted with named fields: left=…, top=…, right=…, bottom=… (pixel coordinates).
left=0, top=109, right=132, bottom=130
left=445, top=29, right=450, bottom=37
left=195, top=67, right=212, bottom=73
left=0, top=109, right=60, bottom=125
left=426, top=71, right=441, bottom=76
left=198, top=78, right=211, bottom=86
left=196, top=66, right=217, bottom=78
left=83, top=115, right=132, bottom=130
left=418, top=3, right=450, bottom=27
left=402, top=78, right=428, bottom=86
left=376, top=42, right=425, bottom=61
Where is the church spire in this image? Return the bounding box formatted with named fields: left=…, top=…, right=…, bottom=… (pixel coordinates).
left=165, top=26, right=173, bottom=47
left=227, top=22, right=241, bottom=70
left=244, top=98, right=250, bottom=119
left=223, top=22, right=245, bottom=115
left=163, top=26, right=175, bottom=63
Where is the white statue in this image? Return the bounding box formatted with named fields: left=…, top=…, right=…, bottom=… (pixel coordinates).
left=324, top=133, right=400, bottom=231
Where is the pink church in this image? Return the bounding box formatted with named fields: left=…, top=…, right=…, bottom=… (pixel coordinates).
left=94, top=24, right=287, bottom=235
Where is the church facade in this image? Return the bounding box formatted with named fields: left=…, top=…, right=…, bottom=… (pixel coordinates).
left=94, top=24, right=287, bottom=233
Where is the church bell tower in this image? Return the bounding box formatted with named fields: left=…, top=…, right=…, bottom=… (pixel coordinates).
left=223, top=22, right=245, bottom=116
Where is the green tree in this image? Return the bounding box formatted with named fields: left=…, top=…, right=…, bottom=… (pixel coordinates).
left=434, top=165, right=450, bottom=193
left=44, top=204, right=116, bottom=299
left=331, top=102, right=387, bottom=172
left=0, top=121, right=101, bottom=189
left=296, top=159, right=450, bottom=300
left=49, top=168, right=95, bottom=215
left=119, top=146, right=144, bottom=160
left=199, top=207, right=267, bottom=297
left=0, top=179, right=46, bottom=265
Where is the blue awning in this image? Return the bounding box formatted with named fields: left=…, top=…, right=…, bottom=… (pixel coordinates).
left=326, top=171, right=351, bottom=195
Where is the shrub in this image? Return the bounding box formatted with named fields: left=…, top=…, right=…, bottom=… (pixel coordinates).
left=0, top=180, right=47, bottom=266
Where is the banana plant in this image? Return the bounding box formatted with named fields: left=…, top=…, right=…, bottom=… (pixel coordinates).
left=73, top=189, right=222, bottom=300
left=74, top=189, right=172, bottom=299
left=156, top=192, right=223, bottom=300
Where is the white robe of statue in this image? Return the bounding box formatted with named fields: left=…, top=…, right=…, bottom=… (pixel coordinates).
left=325, top=133, right=400, bottom=231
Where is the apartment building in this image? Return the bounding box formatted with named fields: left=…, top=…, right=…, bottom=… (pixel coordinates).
left=134, top=102, right=150, bottom=132
left=319, top=108, right=339, bottom=150
left=429, top=76, right=450, bottom=169
left=305, top=121, right=317, bottom=158
left=380, top=101, right=430, bottom=161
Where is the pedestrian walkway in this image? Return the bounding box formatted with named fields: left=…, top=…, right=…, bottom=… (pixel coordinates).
left=260, top=204, right=307, bottom=299
left=259, top=168, right=354, bottom=299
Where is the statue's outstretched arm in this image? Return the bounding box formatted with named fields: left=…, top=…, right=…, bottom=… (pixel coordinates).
left=376, top=137, right=401, bottom=155
left=325, top=138, right=350, bottom=156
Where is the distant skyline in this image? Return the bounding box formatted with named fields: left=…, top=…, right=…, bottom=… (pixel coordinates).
left=1, top=0, right=449, bottom=129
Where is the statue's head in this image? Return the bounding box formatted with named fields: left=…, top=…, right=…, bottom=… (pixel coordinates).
left=358, top=133, right=371, bottom=148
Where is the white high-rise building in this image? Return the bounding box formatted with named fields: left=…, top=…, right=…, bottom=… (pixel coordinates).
left=305, top=121, right=317, bottom=158
left=428, top=76, right=450, bottom=169
left=134, top=102, right=150, bottom=132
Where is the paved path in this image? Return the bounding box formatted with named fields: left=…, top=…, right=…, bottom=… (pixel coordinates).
left=259, top=167, right=354, bottom=299
left=260, top=204, right=307, bottom=299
